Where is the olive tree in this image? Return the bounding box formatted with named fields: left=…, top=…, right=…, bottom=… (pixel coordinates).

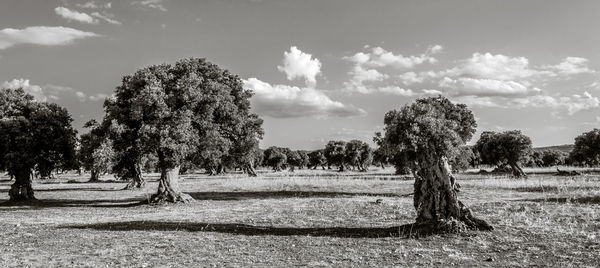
left=344, top=140, right=373, bottom=172
left=264, top=146, right=287, bottom=171
left=324, top=140, right=347, bottom=171
left=474, top=130, right=532, bottom=177
left=381, top=96, right=492, bottom=234
left=106, top=58, right=262, bottom=203
left=0, top=88, right=77, bottom=202
left=540, top=149, right=567, bottom=167
left=569, top=129, right=600, bottom=166
left=449, top=146, right=475, bottom=173
left=308, top=150, right=327, bottom=170
left=79, top=120, right=115, bottom=182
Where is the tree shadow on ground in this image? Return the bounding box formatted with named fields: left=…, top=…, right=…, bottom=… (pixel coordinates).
left=508, top=186, right=600, bottom=193
left=187, top=191, right=411, bottom=201
left=62, top=220, right=441, bottom=238
left=513, top=196, right=600, bottom=204
left=0, top=198, right=144, bottom=209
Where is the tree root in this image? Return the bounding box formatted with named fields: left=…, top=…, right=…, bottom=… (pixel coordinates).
left=399, top=216, right=493, bottom=237
left=146, top=192, right=194, bottom=205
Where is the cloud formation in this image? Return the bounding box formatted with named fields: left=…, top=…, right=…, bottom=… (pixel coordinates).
left=277, top=46, right=322, bottom=87
left=91, top=12, right=122, bottom=25
left=76, top=1, right=112, bottom=9
left=542, top=57, right=595, bottom=75
left=132, top=0, right=168, bottom=12
left=343, top=45, right=442, bottom=94
left=0, top=26, right=98, bottom=50
left=2, top=78, right=46, bottom=101
left=244, top=78, right=366, bottom=118
left=55, top=7, right=98, bottom=24
left=346, top=45, right=442, bottom=69
left=2, top=79, right=106, bottom=103
left=439, top=77, right=541, bottom=97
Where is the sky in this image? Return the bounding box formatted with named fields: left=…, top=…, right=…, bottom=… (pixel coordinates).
left=1, top=0, right=599, bottom=150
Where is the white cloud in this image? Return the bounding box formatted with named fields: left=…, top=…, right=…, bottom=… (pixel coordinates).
left=88, top=93, right=109, bottom=102
left=439, top=77, right=541, bottom=97
left=91, top=12, right=122, bottom=25
left=453, top=96, right=503, bottom=108
left=0, top=26, right=99, bottom=50
left=543, top=57, right=594, bottom=75
left=511, top=92, right=600, bottom=115
left=422, top=89, right=443, bottom=95
left=76, top=1, right=100, bottom=8
left=244, top=78, right=365, bottom=118
left=277, top=46, right=322, bottom=87
left=344, top=65, right=388, bottom=93
left=2, top=79, right=46, bottom=101
left=132, top=0, right=167, bottom=12
left=76, top=1, right=111, bottom=9
left=398, top=71, right=424, bottom=85
left=346, top=45, right=442, bottom=69
left=1, top=79, right=106, bottom=103
left=55, top=7, right=98, bottom=24
left=377, top=86, right=416, bottom=96
left=443, top=52, right=541, bottom=81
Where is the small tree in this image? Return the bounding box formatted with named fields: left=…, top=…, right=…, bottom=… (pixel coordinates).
left=0, top=88, right=77, bottom=202
left=474, top=130, right=532, bottom=177
left=569, top=129, right=600, bottom=166
left=344, top=140, right=372, bottom=172
left=307, top=150, right=327, bottom=170
left=264, top=147, right=287, bottom=171
left=449, top=146, right=475, bottom=173
left=79, top=120, right=115, bottom=182
left=284, top=148, right=301, bottom=172
left=540, top=149, right=567, bottom=167
left=324, top=140, right=347, bottom=171
left=297, top=151, right=310, bottom=169
left=381, top=96, right=492, bottom=234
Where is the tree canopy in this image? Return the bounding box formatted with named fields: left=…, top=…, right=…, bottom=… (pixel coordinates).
left=474, top=130, right=532, bottom=177
left=105, top=58, right=263, bottom=203
left=569, top=129, right=600, bottom=166
left=0, top=88, right=77, bottom=201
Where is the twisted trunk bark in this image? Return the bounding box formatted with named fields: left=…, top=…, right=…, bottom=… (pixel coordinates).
left=148, top=165, right=193, bottom=204
left=88, top=167, right=99, bottom=182
left=8, top=169, right=35, bottom=201
left=509, top=162, right=527, bottom=178
left=244, top=163, right=257, bottom=177
left=405, top=155, right=493, bottom=235
left=123, top=162, right=145, bottom=189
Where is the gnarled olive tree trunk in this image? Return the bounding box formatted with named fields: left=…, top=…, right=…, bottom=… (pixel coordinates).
left=123, top=162, right=145, bottom=189
left=149, top=165, right=193, bottom=204
left=508, top=162, right=527, bottom=178
left=407, top=154, right=493, bottom=234
left=8, top=169, right=35, bottom=201
left=243, top=161, right=257, bottom=177
left=88, top=167, right=100, bottom=182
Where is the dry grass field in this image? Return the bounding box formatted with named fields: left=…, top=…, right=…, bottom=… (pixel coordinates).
left=0, top=168, right=599, bottom=267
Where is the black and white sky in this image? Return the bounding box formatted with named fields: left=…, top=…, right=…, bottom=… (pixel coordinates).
left=1, top=0, right=599, bottom=149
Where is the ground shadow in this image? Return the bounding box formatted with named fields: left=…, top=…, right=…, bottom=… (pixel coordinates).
left=514, top=196, right=600, bottom=204
left=508, top=186, right=600, bottom=193
left=0, top=187, right=122, bottom=193
left=0, top=198, right=144, bottom=209
left=187, top=191, right=411, bottom=201
left=62, top=220, right=440, bottom=238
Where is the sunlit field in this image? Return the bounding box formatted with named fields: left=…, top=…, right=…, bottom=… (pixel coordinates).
left=0, top=167, right=598, bottom=267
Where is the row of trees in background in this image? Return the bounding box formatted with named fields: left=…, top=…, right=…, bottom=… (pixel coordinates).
left=262, top=139, right=374, bottom=172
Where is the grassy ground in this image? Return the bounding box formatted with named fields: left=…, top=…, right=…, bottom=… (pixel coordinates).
left=0, top=168, right=598, bottom=267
